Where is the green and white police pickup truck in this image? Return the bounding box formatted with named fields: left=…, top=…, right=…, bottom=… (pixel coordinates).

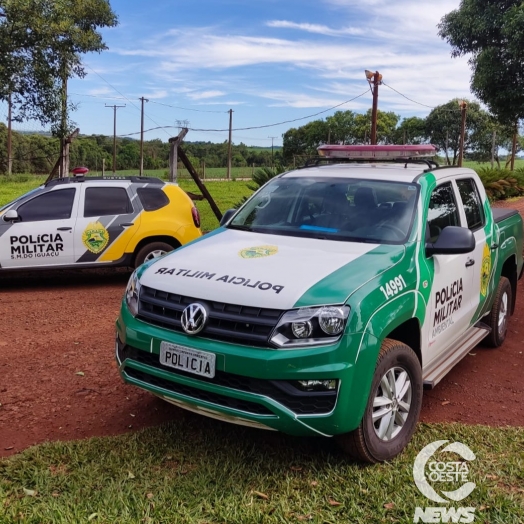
left=116, top=145, right=523, bottom=462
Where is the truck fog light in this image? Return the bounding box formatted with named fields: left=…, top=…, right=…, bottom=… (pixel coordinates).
left=297, top=379, right=338, bottom=391
left=292, top=320, right=313, bottom=339
left=318, top=306, right=346, bottom=335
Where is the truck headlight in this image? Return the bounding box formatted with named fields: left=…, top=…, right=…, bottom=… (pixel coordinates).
left=270, top=305, right=350, bottom=348
left=125, top=270, right=141, bottom=317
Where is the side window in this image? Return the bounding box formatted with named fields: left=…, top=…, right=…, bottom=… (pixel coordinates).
left=137, top=187, right=169, bottom=211
left=456, top=178, right=484, bottom=231
left=84, top=187, right=133, bottom=217
left=17, top=188, right=75, bottom=222
left=427, top=183, right=460, bottom=243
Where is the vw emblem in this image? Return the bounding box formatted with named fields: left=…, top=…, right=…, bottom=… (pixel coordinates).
left=181, top=303, right=207, bottom=335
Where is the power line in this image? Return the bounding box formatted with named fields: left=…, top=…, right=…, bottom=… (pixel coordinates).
left=70, top=92, right=126, bottom=101
left=149, top=100, right=228, bottom=114
left=117, top=89, right=370, bottom=137
left=382, top=82, right=462, bottom=112
left=82, top=62, right=173, bottom=138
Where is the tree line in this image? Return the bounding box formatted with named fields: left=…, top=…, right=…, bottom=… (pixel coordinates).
left=0, top=124, right=282, bottom=174
left=283, top=101, right=521, bottom=167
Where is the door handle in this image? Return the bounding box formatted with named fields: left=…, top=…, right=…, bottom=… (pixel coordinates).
left=57, top=227, right=72, bottom=231
left=465, top=259, right=475, bottom=267
left=119, top=222, right=134, bottom=227
left=491, top=243, right=499, bottom=250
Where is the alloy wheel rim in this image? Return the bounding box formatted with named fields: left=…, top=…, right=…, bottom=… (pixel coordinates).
left=498, top=291, right=508, bottom=337
left=372, top=366, right=412, bottom=441
left=144, top=249, right=167, bottom=262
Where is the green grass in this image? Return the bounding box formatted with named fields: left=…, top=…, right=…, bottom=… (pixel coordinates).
left=91, top=167, right=256, bottom=180
left=0, top=175, right=254, bottom=232
left=0, top=420, right=522, bottom=523
left=463, top=159, right=524, bottom=170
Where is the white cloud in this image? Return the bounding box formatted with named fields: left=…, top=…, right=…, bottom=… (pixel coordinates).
left=266, top=20, right=364, bottom=37
left=187, top=90, right=226, bottom=100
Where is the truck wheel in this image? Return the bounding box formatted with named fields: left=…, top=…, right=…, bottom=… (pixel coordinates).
left=485, top=276, right=512, bottom=348
left=134, top=242, right=174, bottom=268
left=337, top=339, right=423, bottom=463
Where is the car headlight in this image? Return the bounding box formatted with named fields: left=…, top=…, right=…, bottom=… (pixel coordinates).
left=270, top=305, right=350, bottom=348
left=125, top=270, right=141, bottom=317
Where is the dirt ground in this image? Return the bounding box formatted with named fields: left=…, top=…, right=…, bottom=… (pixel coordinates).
left=1, top=206, right=524, bottom=458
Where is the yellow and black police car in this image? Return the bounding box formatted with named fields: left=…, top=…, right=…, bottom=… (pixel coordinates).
left=0, top=176, right=202, bottom=271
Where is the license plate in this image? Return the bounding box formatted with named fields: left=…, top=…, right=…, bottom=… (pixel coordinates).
left=159, top=341, right=216, bottom=378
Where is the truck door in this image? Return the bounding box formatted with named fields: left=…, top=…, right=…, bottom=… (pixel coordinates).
left=424, top=181, right=477, bottom=365
left=455, top=177, right=491, bottom=320
left=0, top=188, right=77, bottom=268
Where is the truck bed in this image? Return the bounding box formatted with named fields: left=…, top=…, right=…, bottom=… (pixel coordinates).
left=492, top=207, right=519, bottom=223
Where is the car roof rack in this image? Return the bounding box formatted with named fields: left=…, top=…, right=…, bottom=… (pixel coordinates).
left=45, top=176, right=164, bottom=187
left=303, top=156, right=439, bottom=170
left=304, top=144, right=439, bottom=170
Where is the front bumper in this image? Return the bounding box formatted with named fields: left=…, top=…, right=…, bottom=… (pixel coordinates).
left=116, top=302, right=373, bottom=437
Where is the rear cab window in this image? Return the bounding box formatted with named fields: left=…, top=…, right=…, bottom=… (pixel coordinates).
left=456, top=178, right=485, bottom=231
left=137, top=187, right=169, bottom=211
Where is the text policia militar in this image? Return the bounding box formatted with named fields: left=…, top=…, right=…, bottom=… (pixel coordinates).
left=10, top=234, right=64, bottom=259
left=155, top=267, right=285, bottom=294
left=432, top=278, right=463, bottom=338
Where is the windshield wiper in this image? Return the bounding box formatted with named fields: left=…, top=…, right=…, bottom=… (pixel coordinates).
left=227, top=224, right=255, bottom=232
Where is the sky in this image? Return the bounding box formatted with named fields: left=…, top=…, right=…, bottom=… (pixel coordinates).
left=5, top=0, right=473, bottom=147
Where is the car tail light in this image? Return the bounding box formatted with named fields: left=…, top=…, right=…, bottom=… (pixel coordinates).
left=191, top=206, right=201, bottom=228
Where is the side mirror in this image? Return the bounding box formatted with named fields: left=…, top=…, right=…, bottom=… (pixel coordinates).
left=426, top=226, right=475, bottom=256
left=3, top=209, right=19, bottom=223
left=220, top=208, right=236, bottom=227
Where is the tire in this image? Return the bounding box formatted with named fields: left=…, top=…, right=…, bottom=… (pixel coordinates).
left=134, top=242, right=174, bottom=268
left=337, top=339, right=423, bottom=463
left=485, top=276, right=512, bottom=348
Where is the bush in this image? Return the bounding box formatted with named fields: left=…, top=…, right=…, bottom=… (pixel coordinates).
left=233, top=165, right=285, bottom=208
left=475, top=167, right=524, bottom=201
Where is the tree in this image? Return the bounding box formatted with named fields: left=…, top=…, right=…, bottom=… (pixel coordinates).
left=325, top=110, right=357, bottom=145
left=282, top=120, right=329, bottom=164
left=438, top=1, right=524, bottom=124
left=0, top=0, right=118, bottom=135
left=393, top=117, right=428, bottom=145
left=425, top=99, right=492, bottom=165
left=353, top=109, right=400, bottom=144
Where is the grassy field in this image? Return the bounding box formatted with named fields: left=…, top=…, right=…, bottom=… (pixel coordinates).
left=2, top=160, right=524, bottom=230
left=88, top=167, right=257, bottom=180
left=0, top=420, right=522, bottom=523
left=0, top=175, right=254, bottom=232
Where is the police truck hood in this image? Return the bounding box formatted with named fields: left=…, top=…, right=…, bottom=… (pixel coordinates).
left=141, top=229, right=405, bottom=309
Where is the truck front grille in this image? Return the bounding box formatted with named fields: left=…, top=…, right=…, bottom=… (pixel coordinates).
left=137, top=285, right=283, bottom=347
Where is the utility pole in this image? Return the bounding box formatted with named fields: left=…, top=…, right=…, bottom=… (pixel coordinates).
left=106, top=104, right=125, bottom=174
left=139, top=97, right=149, bottom=176
left=458, top=100, right=467, bottom=167
left=7, top=92, right=12, bottom=175
left=227, top=109, right=233, bottom=180
left=59, top=66, right=68, bottom=178
left=268, top=136, right=277, bottom=167
left=365, top=70, right=382, bottom=145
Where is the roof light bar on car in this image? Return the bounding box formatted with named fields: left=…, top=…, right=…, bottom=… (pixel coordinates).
left=317, top=144, right=437, bottom=159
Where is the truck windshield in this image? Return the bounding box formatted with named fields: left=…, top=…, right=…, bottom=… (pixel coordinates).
left=229, top=177, right=419, bottom=244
